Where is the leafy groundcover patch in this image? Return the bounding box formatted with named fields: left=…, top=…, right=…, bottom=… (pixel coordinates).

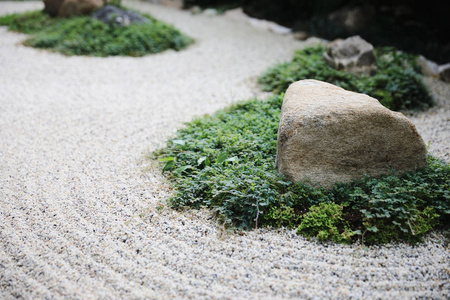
left=154, top=95, right=450, bottom=245
left=258, top=46, right=433, bottom=111
left=0, top=9, right=193, bottom=56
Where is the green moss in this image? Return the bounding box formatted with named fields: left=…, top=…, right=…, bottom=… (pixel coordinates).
left=258, top=46, right=433, bottom=111
left=0, top=9, right=193, bottom=57
left=154, top=94, right=449, bottom=244
left=297, top=203, right=354, bottom=244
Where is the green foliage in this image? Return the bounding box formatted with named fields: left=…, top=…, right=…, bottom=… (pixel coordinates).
left=155, top=95, right=450, bottom=244
left=0, top=10, right=60, bottom=33
left=296, top=203, right=354, bottom=244
left=258, top=46, right=433, bottom=111
left=0, top=9, right=193, bottom=57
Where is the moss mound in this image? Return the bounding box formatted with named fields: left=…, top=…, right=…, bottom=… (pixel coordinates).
left=0, top=9, right=193, bottom=57
left=258, top=46, right=433, bottom=111
left=155, top=95, right=449, bottom=244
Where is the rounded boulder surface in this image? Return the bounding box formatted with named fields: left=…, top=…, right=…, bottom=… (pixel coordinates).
left=276, top=79, right=428, bottom=188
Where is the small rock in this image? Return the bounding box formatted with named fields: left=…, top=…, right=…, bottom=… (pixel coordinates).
left=203, top=8, right=217, bottom=17
left=293, top=31, right=309, bottom=41
left=91, top=5, right=150, bottom=26
left=276, top=80, right=428, bottom=188
left=323, top=35, right=376, bottom=75
left=438, top=63, right=450, bottom=82
left=189, top=5, right=201, bottom=15
left=416, top=55, right=439, bottom=77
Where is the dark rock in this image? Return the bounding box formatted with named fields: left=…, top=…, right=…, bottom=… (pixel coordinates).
left=91, top=5, right=150, bottom=26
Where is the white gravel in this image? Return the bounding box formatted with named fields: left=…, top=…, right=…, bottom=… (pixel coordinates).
left=0, top=1, right=449, bottom=299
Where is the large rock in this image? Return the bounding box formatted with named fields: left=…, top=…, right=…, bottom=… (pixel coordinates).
left=43, top=0, right=64, bottom=17
left=323, top=36, right=376, bottom=75
left=91, top=5, right=150, bottom=26
left=59, top=0, right=103, bottom=18
left=276, top=80, right=427, bottom=188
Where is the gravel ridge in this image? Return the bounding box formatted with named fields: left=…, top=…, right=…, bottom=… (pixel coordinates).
left=0, top=1, right=449, bottom=299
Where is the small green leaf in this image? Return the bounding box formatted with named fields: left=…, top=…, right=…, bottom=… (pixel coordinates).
left=197, top=156, right=210, bottom=166
left=159, top=157, right=175, bottom=163
left=225, top=156, right=239, bottom=163
left=175, top=165, right=192, bottom=174
left=172, top=139, right=186, bottom=146
left=367, top=226, right=378, bottom=232
left=216, top=152, right=228, bottom=164
left=162, top=161, right=175, bottom=173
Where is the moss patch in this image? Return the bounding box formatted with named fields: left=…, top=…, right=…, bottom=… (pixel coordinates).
left=0, top=9, right=193, bottom=57
left=258, top=46, right=433, bottom=111
left=154, top=95, right=449, bottom=244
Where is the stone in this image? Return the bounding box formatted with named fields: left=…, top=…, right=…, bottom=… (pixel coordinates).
left=438, top=63, right=450, bottom=82
left=416, top=55, right=439, bottom=77
left=59, top=0, right=103, bottom=18
left=43, top=0, right=64, bottom=17
left=276, top=80, right=427, bottom=188
left=91, top=5, right=150, bottom=26
left=323, top=35, right=376, bottom=75
left=293, top=31, right=309, bottom=41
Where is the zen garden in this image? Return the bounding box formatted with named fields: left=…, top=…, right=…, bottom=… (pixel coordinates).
left=1, top=0, right=449, bottom=299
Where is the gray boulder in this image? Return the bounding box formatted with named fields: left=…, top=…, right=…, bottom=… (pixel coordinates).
left=276, top=80, right=427, bottom=188
left=323, top=36, right=376, bottom=75
left=91, top=5, right=150, bottom=26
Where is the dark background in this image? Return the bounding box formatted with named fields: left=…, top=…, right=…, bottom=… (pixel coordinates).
left=183, top=0, right=450, bottom=64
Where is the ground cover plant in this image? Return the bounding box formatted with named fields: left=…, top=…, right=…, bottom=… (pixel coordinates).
left=0, top=9, right=193, bottom=57
left=154, top=95, right=450, bottom=245
left=258, top=46, right=433, bottom=111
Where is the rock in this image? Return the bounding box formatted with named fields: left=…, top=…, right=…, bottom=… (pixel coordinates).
left=43, top=0, right=64, bottom=17
left=438, top=63, right=450, bottom=82
left=91, top=5, right=150, bottom=26
left=276, top=80, right=427, bottom=188
left=293, top=31, right=309, bottom=41
left=328, top=4, right=376, bottom=34
left=59, top=0, right=103, bottom=18
left=416, top=55, right=439, bottom=77
left=189, top=6, right=201, bottom=15
left=203, top=8, right=217, bottom=17
left=323, top=35, right=376, bottom=75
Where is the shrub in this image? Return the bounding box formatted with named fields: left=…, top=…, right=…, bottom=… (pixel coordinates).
left=258, top=46, right=433, bottom=111
left=0, top=9, right=193, bottom=57
left=155, top=95, right=450, bottom=244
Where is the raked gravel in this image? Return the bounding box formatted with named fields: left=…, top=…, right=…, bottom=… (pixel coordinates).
left=0, top=1, right=449, bottom=299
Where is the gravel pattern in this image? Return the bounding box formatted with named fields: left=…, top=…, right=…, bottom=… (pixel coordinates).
left=0, top=1, right=449, bottom=299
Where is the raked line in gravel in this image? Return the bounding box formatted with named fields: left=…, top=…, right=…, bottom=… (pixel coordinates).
left=0, top=1, right=449, bottom=299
